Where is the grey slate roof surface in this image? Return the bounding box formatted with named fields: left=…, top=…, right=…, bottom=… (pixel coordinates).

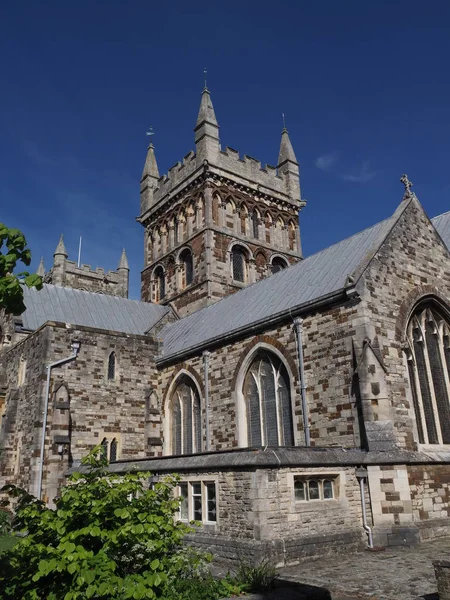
left=432, top=211, right=450, bottom=249
left=21, top=284, right=170, bottom=335
left=160, top=213, right=401, bottom=360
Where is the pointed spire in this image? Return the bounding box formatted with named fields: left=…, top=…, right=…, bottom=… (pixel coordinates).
left=141, top=142, right=160, bottom=182
left=37, top=257, right=45, bottom=277
left=118, top=248, right=129, bottom=270
left=54, top=234, right=68, bottom=257
left=195, top=87, right=218, bottom=130
left=278, top=127, right=298, bottom=167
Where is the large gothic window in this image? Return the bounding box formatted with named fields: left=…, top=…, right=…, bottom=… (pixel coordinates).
left=243, top=351, right=294, bottom=447
left=232, top=246, right=247, bottom=283
left=406, top=303, right=450, bottom=445
left=154, top=266, right=165, bottom=302
left=180, top=249, right=193, bottom=288
left=170, top=375, right=202, bottom=455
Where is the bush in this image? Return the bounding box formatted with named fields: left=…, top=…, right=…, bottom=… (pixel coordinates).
left=236, top=557, right=278, bottom=592
left=0, top=447, right=207, bottom=599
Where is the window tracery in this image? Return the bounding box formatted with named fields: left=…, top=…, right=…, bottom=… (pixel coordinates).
left=243, top=351, right=294, bottom=446
left=405, top=303, right=450, bottom=445
left=170, top=375, right=202, bottom=455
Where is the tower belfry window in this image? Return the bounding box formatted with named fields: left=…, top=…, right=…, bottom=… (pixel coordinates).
left=406, top=303, right=450, bottom=445
left=180, top=249, right=193, bottom=288
left=252, top=211, right=259, bottom=239
left=232, top=246, right=246, bottom=283
left=154, top=266, right=165, bottom=302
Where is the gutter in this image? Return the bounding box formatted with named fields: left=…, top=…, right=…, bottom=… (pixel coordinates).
left=157, top=286, right=358, bottom=366
left=37, top=341, right=81, bottom=501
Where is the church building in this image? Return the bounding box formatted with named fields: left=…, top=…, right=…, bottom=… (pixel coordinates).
left=2, top=86, right=450, bottom=565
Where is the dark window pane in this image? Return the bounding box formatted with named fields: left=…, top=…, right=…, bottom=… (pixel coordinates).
left=252, top=212, right=259, bottom=239
left=193, top=394, right=202, bottom=453
left=192, top=483, right=202, bottom=521
left=279, top=364, right=294, bottom=446
left=185, top=253, right=193, bottom=286
left=172, top=397, right=182, bottom=455
left=107, top=352, right=115, bottom=380
left=179, top=483, right=188, bottom=520
left=245, top=368, right=261, bottom=446
left=407, top=358, right=425, bottom=443
left=100, top=438, right=108, bottom=460
left=414, top=328, right=439, bottom=444
left=261, top=357, right=278, bottom=445
left=232, top=249, right=245, bottom=282
left=426, top=321, right=450, bottom=443
left=206, top=483, right=217, bottom=522
left=109, top=438, right=117, bottom=462
left=271, top=258, right=287, bottom=274
left=294, top=479, right=305, bottom=501
left=323, top=480, right=333, bottom=499
left=183, top=385, right=193, bottom=455
left=308, top=480, right=320, bottom=500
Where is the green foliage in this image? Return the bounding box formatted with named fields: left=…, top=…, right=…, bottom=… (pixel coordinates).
left=164, top=573, right=248, bottom=600
left=236, top=557, right=278, bottom=592
left=0, top=536, right=17, bottom=555
left=0, top=447, right=205, bottom=599
left=0, top=509, right=12, bottom=536
left=0, top=223, right=42, bottom=315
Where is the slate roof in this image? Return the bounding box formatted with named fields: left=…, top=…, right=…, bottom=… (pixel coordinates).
left=159, top=203, right=408, bottom=361
left=20, top=284, right=170, bottom=335
left=432, top=211, right=450, bottom=249
left=160, top=201, right=450, bottom=361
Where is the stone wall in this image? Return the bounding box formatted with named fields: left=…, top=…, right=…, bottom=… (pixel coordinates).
left=158, top=301, right=364, bottom=452
left=0, top=322, right=161, bottom=505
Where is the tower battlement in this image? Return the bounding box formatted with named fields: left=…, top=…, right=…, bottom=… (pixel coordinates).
left=43, top=238, right=129, bottom=298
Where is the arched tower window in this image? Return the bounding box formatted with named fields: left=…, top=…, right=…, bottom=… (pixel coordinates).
left=252, top=211, right=260, bottom=239
left=231, top=245, right=247, bottom=283
left=406, top=303, right=450, bottom=445
left=154, top=266, right=165, bottom=302
left=271, top=256, right=288, bottom=274
left=170, top=375, right=202, bottom=455
left=107, top=352, right=116, bottom=381
left=180, top=249, right=193, bottom=288
left=243, top=351, right=294, bottom=447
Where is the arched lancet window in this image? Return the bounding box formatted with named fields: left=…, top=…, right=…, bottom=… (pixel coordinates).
left=243, top=351, right=294, bottom=447
left=110, top=438, right=118, bottom=462
left=100, top=437, right=108, bottom=460
left=154, top=266, right=165, bottom=302
left=170, top=375, right=202, bottom=455
left=406, top=303, right=450, bottom=445
left=252, top=211, right=259, bottom=239
left=180, top=249, right=193, bottom=288
left=231, top=245, right=247, bottom=283
left=271, top=257, right=288, bottom=274
left=107, top=351, right=116, bottom=381
left=225, top=199, right=235, bottom=230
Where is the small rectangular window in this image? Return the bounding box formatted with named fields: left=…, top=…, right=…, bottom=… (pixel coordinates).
left=294, top=476, right=336, bottom=502
left=179, top=483, right=188, bottom=520
left=192, top=482, right=202, bottom=521
left=205, top=482, right=217, bottom=522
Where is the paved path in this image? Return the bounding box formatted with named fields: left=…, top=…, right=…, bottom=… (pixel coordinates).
left=279, top=537, right=450, bottom=599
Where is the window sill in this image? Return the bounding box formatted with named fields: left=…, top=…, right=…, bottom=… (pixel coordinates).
left=418, top=443, right=450, bottom=453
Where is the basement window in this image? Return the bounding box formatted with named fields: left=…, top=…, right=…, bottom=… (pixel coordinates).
left=294, top=476, right=336, bottom=502
left=177, top=481, right=217, bottom=524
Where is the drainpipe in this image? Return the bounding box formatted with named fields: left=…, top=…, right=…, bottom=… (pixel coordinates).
left=356, top=467, right=374, bottom=548
left=203, top=350, right=210, bottom=451
left=293, top=317, right=310, bottom=447
left=37, top=341, right=81, bottom=501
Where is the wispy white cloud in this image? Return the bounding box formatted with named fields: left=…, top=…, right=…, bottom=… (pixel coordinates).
left=315, top=152, right=377, bottom=184
left=340, top=161, right=377, bottom=183
left=315, top=152, right=339, bottom=172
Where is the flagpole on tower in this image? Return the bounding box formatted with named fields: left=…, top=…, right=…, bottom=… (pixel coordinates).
left=77, top=236, right=82, bottom=268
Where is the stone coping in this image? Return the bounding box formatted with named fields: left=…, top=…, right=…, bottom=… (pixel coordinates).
left=68, top=446, right=450, bottom=475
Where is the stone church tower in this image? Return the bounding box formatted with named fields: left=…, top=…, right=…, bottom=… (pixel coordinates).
left=138, top=87, right=305, bottom=316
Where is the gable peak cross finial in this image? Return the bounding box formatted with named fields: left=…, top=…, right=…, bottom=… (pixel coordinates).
left=400, top=173, right=413, bottom=195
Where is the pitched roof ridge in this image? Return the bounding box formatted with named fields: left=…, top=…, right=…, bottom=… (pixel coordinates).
left=348, top=195, right=415, bottom=286
left=432, top=209, right=450, bottom=221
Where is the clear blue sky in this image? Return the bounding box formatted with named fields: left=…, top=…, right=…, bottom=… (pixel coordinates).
left=2, top=1, right=450, bottom=299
